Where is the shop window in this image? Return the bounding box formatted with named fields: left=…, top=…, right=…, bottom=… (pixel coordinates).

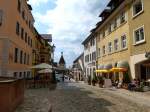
left=134, top=26, right=145, bottom=44
left=133, top=0, right=143, bottom=16
left=121, top=35, right=127, bottom=49
left=16, top=22, right=20, bottom=35
left=114, top=39, right=119, bottom=51
left=108, top=42, right=112, bottom=53
left=0, top=10, right=3, bottom=26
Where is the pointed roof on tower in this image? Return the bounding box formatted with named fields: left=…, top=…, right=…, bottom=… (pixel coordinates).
left=59, top=52, right=66, bottom=65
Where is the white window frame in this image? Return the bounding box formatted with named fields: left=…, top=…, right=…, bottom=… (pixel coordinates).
left=114, top=39, right=119, bottom=51
left=133, top=25, right=145, bottom=45
left=132, top=0, right=144, bottom=18
left=103, top=45, right=106, bottom=55
left=108, top=42, right=112, bottom=53
left=120, top=11, right=126, bottom=24
left=121, top=35, right=127, bottom=49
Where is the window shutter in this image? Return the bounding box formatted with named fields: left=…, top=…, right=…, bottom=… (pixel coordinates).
left=0, top=10, right=3, bottom=26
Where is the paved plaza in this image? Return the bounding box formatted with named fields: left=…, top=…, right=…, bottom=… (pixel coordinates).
left=15, top=81, right=150, bottom=112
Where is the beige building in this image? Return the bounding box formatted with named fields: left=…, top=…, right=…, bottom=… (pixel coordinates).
left=0, top=0, right=35, bottom=78
left=95, top=0, right=150, bottom=82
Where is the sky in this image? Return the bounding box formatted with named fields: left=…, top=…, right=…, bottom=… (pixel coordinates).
left=28, top=0, right=109, bottom=67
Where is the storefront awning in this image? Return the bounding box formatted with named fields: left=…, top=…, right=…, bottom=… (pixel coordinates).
left=110, top=67, right=127, bottom=72
left=104, top=63, right=112, bottom=70
left=98, top=64, right=104, bottom=69
left=96, top=69, right=110, bottom=73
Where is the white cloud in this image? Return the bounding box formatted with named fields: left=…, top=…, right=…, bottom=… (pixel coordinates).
left=32, top=0, right=109, bottom=66
left=28, top=0, right=49, bottom=7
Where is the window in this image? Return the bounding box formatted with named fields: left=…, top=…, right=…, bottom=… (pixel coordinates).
left=27, top=54, right=29, bottom=65
left=114, top=39, right=119, bottom=51
left=85, top=55, right=89, bottom=62
left=28, top=36, right=30, bottom=45
left=90, top=54, right=92, bottom=61
left=31, top=39, right=32, bottom=47
left=0, top=10, right=3, bottom=26
left=121, top=35, right=127, bottom=49
left=14, top=48, right=18, bottom=63
left=16, top=22, right=20, bottom=35
left=108, top=24, right=111, bottom=33
left=113, top=19, right=117, bottom=29
left=21, top=28, right=24, bottom=39
left=92, top=52, right=96, bottom=61
left=108, top=42, right=112, bottom=53
left=103, top=45, right=106, bottom=55
left=133, top=0, right=143, bottom=16
left=102, top=31, right=105, bottom=38
left=98, top=48, right=101, bottom=57
left=24, top=72, right=26, bottom=78
left=20, top=50, right=23, bottom=64
left=17, top=0, right=21, bottom=12
left=25, top=32, right=27, bottom=43
left=14, top=72, right=17, bottom=78
left=19, top=72, right=22, bottom=78
left=120, top=12, right=125, bottom=24
left=24, top=53, right=26, bottom=64
left=29, top=20, right=31, bottom=28
left=134, top=26, right=145, bottom=44
left=22, top=10, right=25, bottom=20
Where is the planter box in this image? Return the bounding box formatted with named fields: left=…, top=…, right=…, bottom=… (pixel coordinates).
left=0, top=77, right=25, bottom=112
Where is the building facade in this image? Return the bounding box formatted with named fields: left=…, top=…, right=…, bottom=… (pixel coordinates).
left=82, top=33, right=96, bottom=81
left=72, top=53, right=84, bottom=81
left=95, top=0, right=150, bottom=82
left=0, top=0, right=35, bottom=78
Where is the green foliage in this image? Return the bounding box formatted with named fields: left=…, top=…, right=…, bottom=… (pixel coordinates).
left=123, top=72, right=130, bottom=83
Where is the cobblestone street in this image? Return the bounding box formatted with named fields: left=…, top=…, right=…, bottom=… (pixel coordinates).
left=15, top=81, right=150, bottom=112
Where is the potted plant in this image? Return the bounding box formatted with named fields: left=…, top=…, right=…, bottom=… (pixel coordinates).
left=97, top=76, right=104, bottom=88
left=92, top=72, right=97, bottom=86
left=123, top=72, right=130, bottom=89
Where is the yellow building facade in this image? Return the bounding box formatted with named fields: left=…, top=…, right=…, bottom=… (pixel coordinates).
left=96, top=0, right=150, bottom=82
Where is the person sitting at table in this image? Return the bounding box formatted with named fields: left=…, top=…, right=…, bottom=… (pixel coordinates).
left=128, top=79, right=138, bottom=91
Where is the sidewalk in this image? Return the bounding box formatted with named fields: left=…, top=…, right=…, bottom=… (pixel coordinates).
left=79, top=82, right=150, bottom=107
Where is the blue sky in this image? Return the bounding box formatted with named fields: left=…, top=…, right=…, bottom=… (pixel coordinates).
left=28, top=0, right=109, bottom=67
